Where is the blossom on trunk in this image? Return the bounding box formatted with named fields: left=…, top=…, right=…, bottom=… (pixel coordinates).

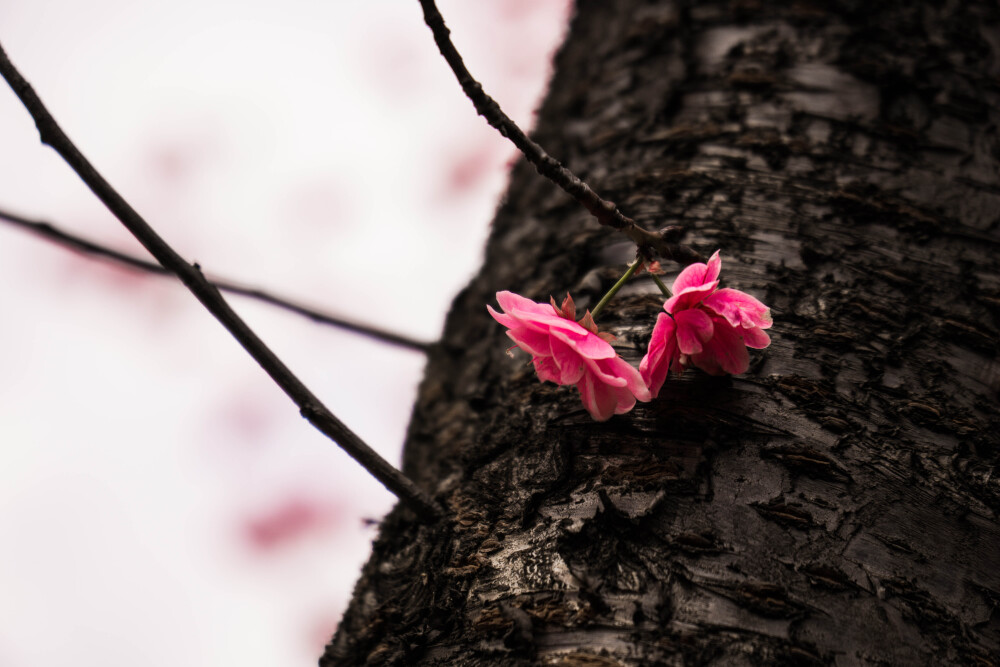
left=489, top=291, right=650, bottom=421
left=640, top=251, right=772, bottom=397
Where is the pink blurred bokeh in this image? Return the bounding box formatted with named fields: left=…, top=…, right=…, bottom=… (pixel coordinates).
left=0, top=1, right=570, bottom=664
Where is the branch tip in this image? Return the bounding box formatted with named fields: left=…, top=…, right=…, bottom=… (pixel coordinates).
left=0, top=40, right=441, bottom=523
left=0, top=206, right=431, bottom=353
left=417, top=0, right=700, bottom=266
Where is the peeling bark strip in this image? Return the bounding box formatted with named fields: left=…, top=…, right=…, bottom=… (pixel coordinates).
left=328, top=1, right=1000, bottom=665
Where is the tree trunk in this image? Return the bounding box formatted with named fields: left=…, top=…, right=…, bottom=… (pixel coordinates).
left=325, top=0, right=1000, bottom=664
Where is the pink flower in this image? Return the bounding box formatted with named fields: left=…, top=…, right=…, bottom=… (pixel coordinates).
left=640, top=251, right=772, bottom=397
left=489, top=291, right=651, bottom=421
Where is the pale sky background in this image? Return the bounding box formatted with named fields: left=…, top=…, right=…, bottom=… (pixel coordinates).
left=0, top=1, right=570, bottom=664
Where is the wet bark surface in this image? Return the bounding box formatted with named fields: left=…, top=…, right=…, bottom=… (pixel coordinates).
left=325, top=1, right=1000, bottom=664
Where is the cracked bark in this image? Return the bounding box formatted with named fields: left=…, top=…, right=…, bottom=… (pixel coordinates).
left=325, top=1, right=1000, bottom=664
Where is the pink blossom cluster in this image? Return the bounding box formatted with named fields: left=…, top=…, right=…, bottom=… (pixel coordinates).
left=488, top=291, right=650, bottom=421
left=638, top=250, right=772, bottom=397
left=488, top=251, right=771, bottom=420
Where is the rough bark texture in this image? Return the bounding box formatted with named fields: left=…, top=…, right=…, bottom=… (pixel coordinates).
left=325, top=1, right=1000, bottom=664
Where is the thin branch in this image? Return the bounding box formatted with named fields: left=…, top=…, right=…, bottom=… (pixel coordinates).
left=417, top=0, right=703, bottom=266
left=0, top=206, right=431, bottom=353
left=0, top=43, right=442, bottom=522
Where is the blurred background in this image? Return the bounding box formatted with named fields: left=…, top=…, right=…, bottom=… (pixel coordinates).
left=0, top=1, right=569, bottom=664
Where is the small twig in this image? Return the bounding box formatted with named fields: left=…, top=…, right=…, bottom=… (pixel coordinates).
left=590, top=260, right=641, bottom=320
left=0, top=42, right=442, bottom=522
left=0, top=206, right=431, bottom=353
left=417, top=0, right=702, bottom=266
left=651, top=272, right=672, bottom=298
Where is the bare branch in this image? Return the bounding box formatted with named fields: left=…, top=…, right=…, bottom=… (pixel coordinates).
left=0, top=43, right=442, bottom=522
left=0, top=206, right=431, bottom=353
left=417, top=0, right=702, bottom=266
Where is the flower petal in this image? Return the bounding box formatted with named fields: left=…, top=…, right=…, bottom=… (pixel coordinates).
left=691, top=315, right=750, bottom=375
left=674, top=308, right=714, bottom=355
left=703, top=287, right=772, bottom=330
left=496, top=290, right=557, bottom=318
left=663, top=280, right=719, bottom=313
left=640, top=312, right=678, bottom=399
left=581, top=355, right=628, bottom=387
left=670, top=250, right=722, bottom=294
left=506, top=328, right=551, bottom=357
left=743, top=326, right=771, bottom=349
left=551, top=327, right=616, bottom=360
left=613, top=387, right=638, bottom=415
left=599, top=356, right=651, bottom=403
left=533, top=356, right=562, bottom=384
left=486, top=304, right=519, bottom=330
left=577, top=371, right=619, bottom=421
left=549, top=334, right=586, bottom=384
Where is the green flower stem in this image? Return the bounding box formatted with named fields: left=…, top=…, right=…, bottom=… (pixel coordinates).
left=651, top=272, right=672, bottom=298
left=591, top=261, right=641, bottom=320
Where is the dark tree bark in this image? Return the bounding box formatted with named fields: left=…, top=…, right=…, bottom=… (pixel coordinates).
left=325, top=1, right=1000, bottom=664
